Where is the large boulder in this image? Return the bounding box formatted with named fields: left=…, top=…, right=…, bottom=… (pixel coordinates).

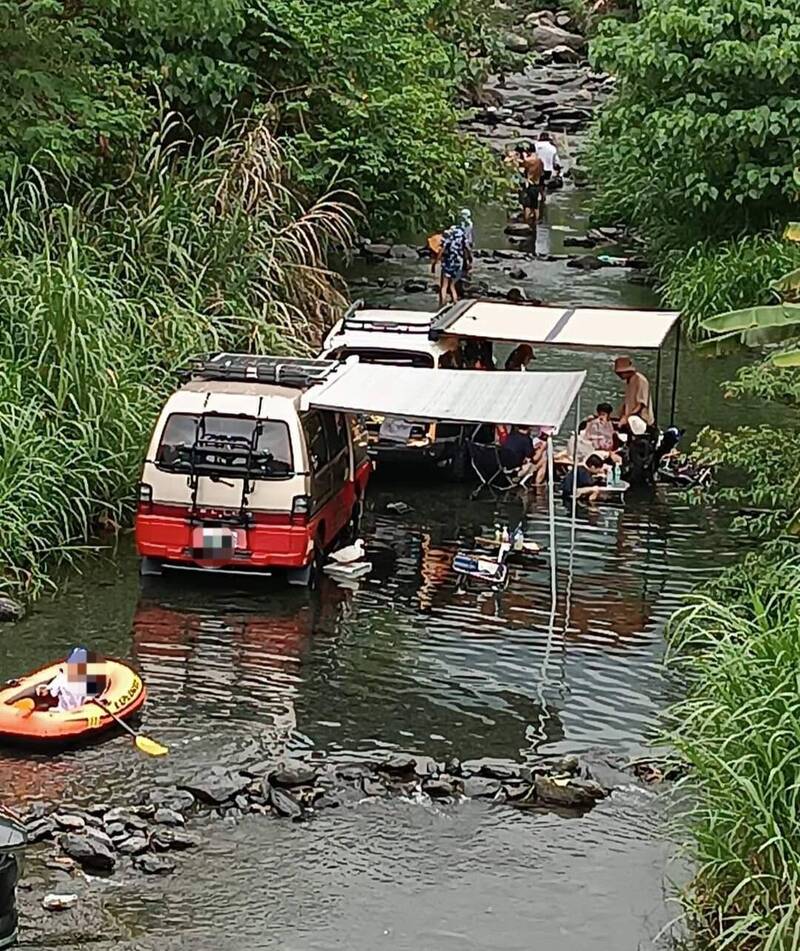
left=267, top=758, right=318, bottom=788
left=531, top=25, right=587, bottom=53
left=180, top=767, right=250, bottom=806
left=60, top=833, right=116, bottom=872
left=504, top=32, right=530, bottom=54
left=549, top=45, right=582, bottom=64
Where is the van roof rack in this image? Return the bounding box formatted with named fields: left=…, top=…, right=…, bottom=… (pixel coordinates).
left=337, top=299, right=434, bottom=336
left=181, top=353, right=339, bottom=389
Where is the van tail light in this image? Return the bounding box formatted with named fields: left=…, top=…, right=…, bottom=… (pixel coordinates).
left=291, top=495, right=311, bottom=524
left=138, top=482, right=153, bottom=512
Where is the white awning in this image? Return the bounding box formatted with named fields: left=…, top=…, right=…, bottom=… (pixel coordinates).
left=432, top=301, right=680, bottom=350
left=305, top=364, right=585, bottom=432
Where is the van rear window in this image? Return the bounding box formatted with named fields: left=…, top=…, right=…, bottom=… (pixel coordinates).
left=156, top=414, right=293, bottom=478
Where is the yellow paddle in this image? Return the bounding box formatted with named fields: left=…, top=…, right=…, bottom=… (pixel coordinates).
left=12, top=698, right=35, bottom=717
left=93, top=699, right=168, bottom=757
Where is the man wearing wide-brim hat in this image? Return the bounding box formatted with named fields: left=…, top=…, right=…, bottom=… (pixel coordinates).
left=613, top=356, right=654, bottom=428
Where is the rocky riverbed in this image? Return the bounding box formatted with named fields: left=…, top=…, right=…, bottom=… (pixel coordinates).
left=346, top=12, right=650, bottom=307
left=14, top=745, right=679, bottom=932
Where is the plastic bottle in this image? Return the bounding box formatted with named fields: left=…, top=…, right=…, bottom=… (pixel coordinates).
left=501, top=525, right=510, bottom=544
left=513, top=526, right=524, bottom=552
left=612, top=463, right=621, bottom=486
left=494, top=524, right=502, bottom=543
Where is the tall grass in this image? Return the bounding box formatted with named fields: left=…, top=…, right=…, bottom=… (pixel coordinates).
left=665, top=559, right=800, bottom=949
left=0, top=115, right=358, bottom=597
left=658, top=236, right=800, bottom=340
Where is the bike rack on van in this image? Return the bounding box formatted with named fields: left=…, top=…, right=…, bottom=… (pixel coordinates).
left=171, top=418, right=272, bottom=529
left=181, top=353, right=339, bottom=389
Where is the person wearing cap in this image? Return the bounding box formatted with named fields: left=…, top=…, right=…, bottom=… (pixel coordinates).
left=613, top=356, right=654, bottom=427
left=36, top=648, right=89, bottom=712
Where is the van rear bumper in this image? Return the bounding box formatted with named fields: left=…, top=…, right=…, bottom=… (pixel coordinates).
left=135, top=513, right=314, bottom=569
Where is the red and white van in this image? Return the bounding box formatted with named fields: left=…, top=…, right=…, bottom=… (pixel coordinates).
left=135, top=355, right=372, bottom=584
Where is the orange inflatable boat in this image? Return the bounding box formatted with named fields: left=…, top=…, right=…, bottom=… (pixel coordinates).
left=0, top=660, right=146, bottom=745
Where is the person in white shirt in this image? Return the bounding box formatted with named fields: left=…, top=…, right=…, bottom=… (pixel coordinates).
left=535, top=132, right=561, bottom=202
left=37, top=647, right=89, bottom=712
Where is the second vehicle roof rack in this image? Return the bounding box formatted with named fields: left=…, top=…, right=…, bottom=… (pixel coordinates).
left=181, top=353, right=340, bottom=389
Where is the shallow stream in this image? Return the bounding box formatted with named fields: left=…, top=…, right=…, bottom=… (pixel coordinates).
left=1, top=65, right=767, bottom=951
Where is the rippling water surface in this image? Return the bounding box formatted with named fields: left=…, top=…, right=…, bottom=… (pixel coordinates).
left=1, top=184, right=758, bottom=949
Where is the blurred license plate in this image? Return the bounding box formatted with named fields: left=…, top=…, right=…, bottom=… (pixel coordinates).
left=191, top=527, right=245, bottom=558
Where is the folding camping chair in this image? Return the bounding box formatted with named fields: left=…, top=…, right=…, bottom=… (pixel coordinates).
left=466, top=442, right=531, bottom=500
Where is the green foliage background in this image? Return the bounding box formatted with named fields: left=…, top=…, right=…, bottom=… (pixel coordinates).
left=0, top=0, right=502, bottom=233
left=587, top=0, right=800, bottom=333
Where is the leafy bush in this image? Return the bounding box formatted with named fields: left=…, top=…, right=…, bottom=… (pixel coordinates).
left=588, top=0, right=800, bottom=246
left=0, top=0, right=503, bottom=234
left=0, top=118, right=356, bottom=596
left=659, top=235, right=800, bottom=338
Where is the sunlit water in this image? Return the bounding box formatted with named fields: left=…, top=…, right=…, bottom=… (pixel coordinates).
left=2, top=181, right=761, bottom=949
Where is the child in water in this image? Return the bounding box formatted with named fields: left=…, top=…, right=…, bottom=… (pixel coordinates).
left=37, top=647, right=90, bottom=712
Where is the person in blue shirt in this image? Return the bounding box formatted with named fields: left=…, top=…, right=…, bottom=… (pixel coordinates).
left=561, top=454, right=605, bottom=504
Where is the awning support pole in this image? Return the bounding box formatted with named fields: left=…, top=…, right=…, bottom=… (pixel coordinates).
left=654, top=348, right=662, bottom=423
left=571, top=395, right=580, bottom=548
left=669, top=320, right=681, bottom=426
left=547, top=435, right=557, bottom=611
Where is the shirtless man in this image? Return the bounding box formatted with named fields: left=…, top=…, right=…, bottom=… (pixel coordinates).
left=515, top=144, right=543, bottom=226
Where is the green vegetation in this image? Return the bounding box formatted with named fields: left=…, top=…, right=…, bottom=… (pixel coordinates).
left=587, top=0, right=800, bottom=331
left=0, top=121, right=356, bottom=596
left=666, top=563, right=800, bottom=950
left=0, top=0, right=502, bottom=233
left=0, top=0, right=507, bottom=594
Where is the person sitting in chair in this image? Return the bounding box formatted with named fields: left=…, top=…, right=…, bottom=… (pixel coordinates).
left=500, top=425, right=534, bottom=470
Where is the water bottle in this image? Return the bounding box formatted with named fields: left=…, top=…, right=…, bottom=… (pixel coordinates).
left=501, top=525, right=510, bottom=544
left=613, top=463, right=621, bottom=486
left=494, top=523, right=502, bottom=543
left=513, top=526, right=524, bottom=552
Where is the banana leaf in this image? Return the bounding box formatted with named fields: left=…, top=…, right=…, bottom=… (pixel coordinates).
left=701, top=302, right=800, bottom=334
left=771, top=347, right=800, bottom=368
left=770, top=266, right=800, bottom=302
left=783, top=222, right=800, bottom=243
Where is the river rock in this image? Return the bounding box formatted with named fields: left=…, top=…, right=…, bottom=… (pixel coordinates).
left=60, top=833, right=116, bottom=871
left=85, top=828, right=115, bottom=851
left=180, top=768, right=249, bottom=806
left=42, top=893, right=79, bottom=912
left=117, top=835, right=149, bottom=856
left=0, top=596, right=24, bottom=622
left=423, top=778, right=454, bottom=799
left=462, top=777, right=502, bottom=799
left=268, top=786, right=303, bottom=820
left=147, top=787, right=196, bottom=813
left=506, top=287, right=528, bottom=302
left=268, top=758, right=318, bottom=788
left=534, top=776, right=604, bottom=808
left=581, top=753, right=632, bottom=792
left=168, top=830, right=202, bottom=851
left=136, top=854, right=176, bottom=875
left=549, top=45, right=582, bottom=65
left=154, top=807, right=185, bottom=827
left=564, top=235, right=598, bottom=248
left=362, top=242, right=392, bottom=258
left=531, top=24, right=586, bottom=52
left=379, top=753, right=417, bottom=775
left=361, top=777, right=388, bottom=798
left=504, top=222, right=533, bottom=236
left=25, top=818, right=56, bottom=843
left=403, top=279, right=428, bottom=294
left=53, top=814, right=87, bottom=833
left=567, top=254, right=603, bottom=271
left=389, top=244, right=418, bottom=259
left=508, top=267, right=528, bottom=280
left=524, top=9, right=555, bottom=25
left=504, top=32, right=530, bottom=54
left=555, top=10, right=575, bottom=28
